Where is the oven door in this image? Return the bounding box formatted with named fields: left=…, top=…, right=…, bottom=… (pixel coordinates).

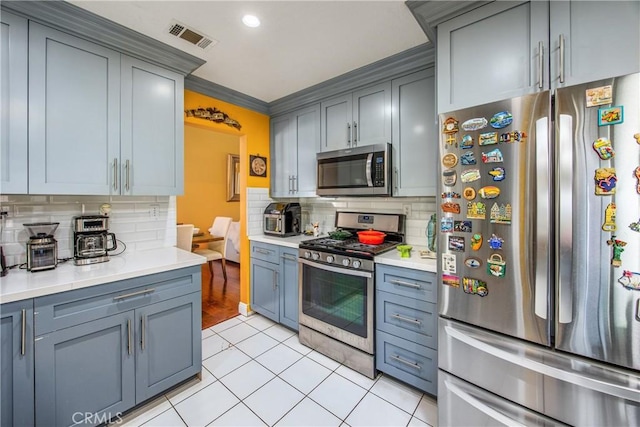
left=298, top=257, right=374, bottom=353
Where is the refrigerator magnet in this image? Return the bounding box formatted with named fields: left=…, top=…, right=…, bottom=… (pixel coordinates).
left=442, top=274, right=460, bottom=288
left=618, top=270, right=640, bottom=291
left=442, top=153, right=459, bottom=168
left=462, top=277, right=488, bottom=297
left=463, top=187, right=476, bottom=200
left=461, top=134, right=474, bottom=149
left=500, top=131, right=527, bottom=143
left=460, top=152, right=477, bottom=165
left=487, top=254, right=507, bottom=278
left=470, top=233, right=483, bottom=251
left=479, top=186, right=501, bottom=199
left=441, top=191, right=461, bottom=199
left=479, top=132, right=499, bottom=146
left=594, top=168, right=617, bottom=195
left=461, top=169, right=481, bottom=183
left=585, top=85, right=612, bottom=107
left=634, top=133, right=640, bottom=144
left=482, top=148, right=504, bottom=163
left=488, top=167, right=506, bottom=182
left=598, top=106, right=624, bottom=126
left=602, top=203, right=617, bottom=232
left=443, top=117, right=459, bottom=134
left=490, top=203, right=512, bottom=224
left=442, top=254, right=457, bottom=274
left=461, top=117, right=488, bottom=131
left=606, top=236, right=627, bottom=267
left=488, top=234, right=504, bottom=250
left=441, top=217, right=454, bottom=233
left=454, top=220, right=472, bottom=233
left=629, top=218, right=640, bottom=233
left=489, top=111, right=513, bottom=129
left=635, top=166, right=640, bottom=194
left=442, top=202, right=461, bottom=214
left=467, top=202, right=486, bottom=220
left=464, top=257, right=482, bottom=269
left=448, top=236, right=465, bottom=252
left=592, top=138, right=615, bottom=160
left=443, top=169, right=457, bottom=186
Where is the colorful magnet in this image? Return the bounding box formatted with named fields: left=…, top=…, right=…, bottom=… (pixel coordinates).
left=463, top=277, right=488, bottom=297
left=482, top=148, right=504, bottom=163
left=467, top=202, right=486, bottom=220
left=461, top=117, right=488, bottom=131
left=618, top=270, right=640, bottom=291
left=441, top=217, right=454, bottom=233
left=478, top=186, right=500, bottom=199
left=585, top=85, right=612, bottom=107
left=443, top=117, right=459, bottom=134
left=490, top=111, right=513, bottom=129
left=460, top=151, right=477, bottom=165
left=602, top=203, right=617, bottom=232
left=635, top=166, right=640, bottom=194
left=442, top=202, right=461, bottom=214
left=454, top=220, right=472, bottom=233
left=500, top=131, right=527, bottom=143
left=460, top=134, right=474, bottom=149
left=448, top=236, right=465, bottom=252
left=630, top=218, right=640, bottom=233
left=463, top=187, right=476, bottom=200
left=488, top=167, right=506, bottom=181
left=635, top=133, right=640, bottom=144
left=470, top=233, right=482, bottom=251
left=487, top=254, right=507, bottom=278
left=442, top=153, right=459, bottom=168
left=441, top=191, right=461, bottom=199
left=592, top=138, right=615, bottom=160
left=443, top=274, right=460, bottom=288
left=464, top=257, right=482, bottom=269
left=479, top=132, right=499, bottom=146
left=490, top=203, right=512, bottom=224
left=488, top=234, right=504, bottom=250
left=443, top=169, right=457, bottom=186
left=598, top=106, right=624, bottom=126
left=606, top=236, right=627, bottom=267
left=594, top=168, right=617, bottom=195
left=442, top=253, right=457, bottom=274
left=461, top=169, right=481, bottom=183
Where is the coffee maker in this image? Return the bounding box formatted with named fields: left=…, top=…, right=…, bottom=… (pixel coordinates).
left=24, top=222, right=60, bottom=272
left=73, top=216, right=117, bottom=265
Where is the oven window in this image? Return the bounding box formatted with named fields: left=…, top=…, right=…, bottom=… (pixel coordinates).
left=317, top=155, right=369, bottom=188
left=301, top=263, right=368, bottom=338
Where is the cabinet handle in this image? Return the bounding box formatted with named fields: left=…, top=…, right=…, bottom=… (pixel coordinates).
left=293, top=175, right=298, bottom=193
left=141, top=315, right=146, bottom=351
left=390, top=354, right=421, bottom=370
left=347, top=123, right=351, bottom=147
left=353, top=121, right=357, bottom=146
left=255, top=248, right=272, bottom=255
left=21, top=309, right=26, bottom=356
left=537, top=41, right=544, bottom=89
left=389, top=279, right=421, bottom=289
left=127, top=318, right=132, bottom=355
left=281, top=254, right=297, bottom=261
left=391, top=313, right=422, bottom=326
left=394, top=167, right=399, bottom=194
left=636, top=299, right=640, bottom=322
left=113, top=158, right=118, bottom=191
left=114, top=288, right=156, bottom=300
left=273, top=271, right=278, bottom=290
left=559, top=34, right=565, bottom=84
left=125, top=160, right=131, bottom=192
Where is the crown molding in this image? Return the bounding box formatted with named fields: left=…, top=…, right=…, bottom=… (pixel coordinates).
left=185, top=75, right=270, bottom=115
left=405, top=1, right=492, bottom=41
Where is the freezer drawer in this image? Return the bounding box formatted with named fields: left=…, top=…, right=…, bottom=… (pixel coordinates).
left=438, top=370, right=567, bottom=427
left=439, top=318, right=640, bottom=426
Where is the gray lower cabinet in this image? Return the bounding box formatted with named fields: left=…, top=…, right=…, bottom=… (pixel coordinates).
left=250, top=241, right=299, bottom=330
left=0, top=300, right=35, bottom=427
left=32, top=267, right=201, bottom=427
left=375, top=264, right=437, bottom=395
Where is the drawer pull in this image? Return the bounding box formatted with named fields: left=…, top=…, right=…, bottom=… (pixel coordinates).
left=390, top=279, right=421, bottom=289
left=21, top=309, right=26, bottom=356
left=391, top=313, right=421, bottom=326
left=390, top=354, right=421, bottom=370
left=255, top=248, right=273, bottom=255
left=114, top=288, right=156, bottom=300
left=281, top=254, right=297, bottom=261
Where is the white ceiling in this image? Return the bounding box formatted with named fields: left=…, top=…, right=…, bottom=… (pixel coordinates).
left=68, top=1, right=429, bottom=103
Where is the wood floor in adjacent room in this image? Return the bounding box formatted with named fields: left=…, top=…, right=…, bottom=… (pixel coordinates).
left=200, top=261, right=240, bottom=329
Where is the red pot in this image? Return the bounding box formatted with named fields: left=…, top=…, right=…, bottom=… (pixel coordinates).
left=357, top=230, right=386, bottom=245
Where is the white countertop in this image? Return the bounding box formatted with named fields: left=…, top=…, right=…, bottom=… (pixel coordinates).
left=249, top=233, right=319, bottom=249
left=374, top=245, right=437, bottom=273
left=0, top=247, right=206, bottom=304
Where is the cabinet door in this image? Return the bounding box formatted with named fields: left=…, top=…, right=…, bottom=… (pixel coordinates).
left=35, top=312, right=135, bottom=427
left=270, top=114, right=296, bottom=197
left=279, top=249, right=299, bottom=331
left=392, top=69, right=437, bottom=197
left=437, top=1, right=549, bottom=113
left=1, top=300, right=34, bottom=427
left=121, top=56, right=185, bottom=195
left=0, top=12, right=28, bottom=194
left=320, top=93, right=352, bottom=151
left=352, top=81, right=391, bottom=147
left=28, top=22, right=121, bottom=195
left=550, top=1, right=640, bottom=88
left=293, top=104, right=320, bottom=197
left=135, top=292, right=201, bottom=402
left=250, top=258, right=279, bottom=322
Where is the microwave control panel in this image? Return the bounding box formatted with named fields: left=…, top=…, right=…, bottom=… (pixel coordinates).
left=374, top=153, right=385, bottom=187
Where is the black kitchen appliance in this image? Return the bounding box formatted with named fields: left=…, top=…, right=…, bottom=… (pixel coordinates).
left=73, top=215, right=117, bottom=265
left=24, top=222, right=60, bottom=272
left=263, top=202, right=301, bottom=237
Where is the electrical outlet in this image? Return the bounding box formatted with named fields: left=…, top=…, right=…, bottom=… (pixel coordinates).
left=403, top=204, right=412, bottom=217
left=149, top=205, right=159, bottom=218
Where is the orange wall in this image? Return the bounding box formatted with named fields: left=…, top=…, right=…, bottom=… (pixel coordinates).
left=183, top=90, right=270, bottom=306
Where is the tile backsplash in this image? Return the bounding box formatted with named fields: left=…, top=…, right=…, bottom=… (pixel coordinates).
left=247, top=187, right=436, bottom=246
left=0, top=195, right=176, bottom=267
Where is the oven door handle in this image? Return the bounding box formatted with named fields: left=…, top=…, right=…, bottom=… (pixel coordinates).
left=298, top=258, right=373, bottom=279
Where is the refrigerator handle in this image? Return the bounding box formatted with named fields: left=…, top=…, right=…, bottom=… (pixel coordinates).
left=534, top=117, right=550, bottom=320
left=557, top=114, right=574, bottom=324
left=636, top=299, right=640, bottom=322
left=559, top=34, right=565, bottom=84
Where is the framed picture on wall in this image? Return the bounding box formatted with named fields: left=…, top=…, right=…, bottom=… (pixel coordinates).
left=249, top=154, right=267, bottom=177
left=227, top=154, right=240, bottom=201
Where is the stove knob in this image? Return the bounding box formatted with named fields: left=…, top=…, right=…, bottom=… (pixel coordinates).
left=312, top=252, right=320, bottom=261
left=342, top=258, right=351, bottom=267
left=326, top=255, right=334, bottom=263
left=304, top=251, right=312, bottom=259
left=352, top=260, right=361, bottom=269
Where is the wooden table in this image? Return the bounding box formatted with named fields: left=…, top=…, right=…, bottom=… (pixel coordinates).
left=192, top=233, right=223, bottom=245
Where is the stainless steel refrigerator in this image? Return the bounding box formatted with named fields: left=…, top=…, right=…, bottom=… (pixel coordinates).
left=437, top=72, right=640, bottom=426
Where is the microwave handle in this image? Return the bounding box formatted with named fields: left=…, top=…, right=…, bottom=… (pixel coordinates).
left=366, top=153, right=374, bottom=187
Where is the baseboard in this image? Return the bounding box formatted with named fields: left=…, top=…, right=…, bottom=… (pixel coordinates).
left=238, top=302, right=254, bottom=317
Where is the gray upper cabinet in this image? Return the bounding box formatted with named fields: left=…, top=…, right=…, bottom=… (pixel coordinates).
left=320, top=82, right=391, bottom=151
left=271, top=104, right=320, bottom=198
left=1, top=12, right=28, bottom=194
left=391, top=69, right=437, bottom=197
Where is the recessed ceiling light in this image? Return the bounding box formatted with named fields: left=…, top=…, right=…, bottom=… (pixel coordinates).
left=242, top=15, right=260, bottom=28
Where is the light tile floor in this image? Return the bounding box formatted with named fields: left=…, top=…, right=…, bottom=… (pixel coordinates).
left=116, top=314, right=438, bottom=427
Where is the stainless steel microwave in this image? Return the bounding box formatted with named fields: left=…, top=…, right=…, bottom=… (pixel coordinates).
left=316, top=143, right=392, bottom=197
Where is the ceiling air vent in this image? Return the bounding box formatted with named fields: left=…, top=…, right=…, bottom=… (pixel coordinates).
left=167, top=20, right=217, bottom=51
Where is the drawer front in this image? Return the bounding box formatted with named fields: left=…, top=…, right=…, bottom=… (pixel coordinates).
left=35, top=266, right=201, bottom=335
left=376, top=265, right=436, bottom=303
left=376, top=290, right=437, bottom=349
left=376, top=330, right=437, bottom=395
left=250, top=241, right=280, bottom=264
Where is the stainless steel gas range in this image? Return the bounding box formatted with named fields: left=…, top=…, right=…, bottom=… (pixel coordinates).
left=297, top=212, right=405, bottom=378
